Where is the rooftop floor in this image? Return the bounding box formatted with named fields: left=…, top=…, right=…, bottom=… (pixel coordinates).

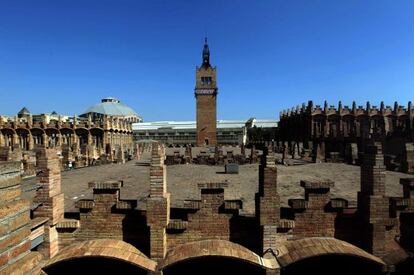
left=22, top=156, right=414, bottom=215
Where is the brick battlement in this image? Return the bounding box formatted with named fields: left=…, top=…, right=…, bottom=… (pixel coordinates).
left=280, top=100, right=413, bottom=118
left=197, top=182, right=228, bottom=190
left=300, top=180, right=334, bottom=190
left=88, top=180, right=123, bottom=190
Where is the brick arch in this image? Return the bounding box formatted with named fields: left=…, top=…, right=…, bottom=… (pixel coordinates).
left=1, top=127, right=17, bottom=135
left=42, top=239, right=157, bottom=272
left=276, top=237, right=386, bottom=268
left=159, top=239, right=279, bottom=271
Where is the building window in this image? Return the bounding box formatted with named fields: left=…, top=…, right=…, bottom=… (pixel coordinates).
left=201, top=77, right=212, bottom=85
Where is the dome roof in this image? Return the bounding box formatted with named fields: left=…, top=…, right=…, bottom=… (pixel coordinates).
left=82, top=97, right=139, bottom=117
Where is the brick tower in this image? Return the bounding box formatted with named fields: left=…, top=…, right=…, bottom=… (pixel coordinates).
left=195, top=38, right=218, bottom=146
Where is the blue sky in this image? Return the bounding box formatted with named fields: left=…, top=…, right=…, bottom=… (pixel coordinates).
left=0, top=0, right=413, bottom=121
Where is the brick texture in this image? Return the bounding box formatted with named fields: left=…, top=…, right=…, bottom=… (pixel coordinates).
left=0, top=161, right=42, bottom=273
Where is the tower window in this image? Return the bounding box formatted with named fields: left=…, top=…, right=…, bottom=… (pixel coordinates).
left=201, top=77, right=212, bottom=85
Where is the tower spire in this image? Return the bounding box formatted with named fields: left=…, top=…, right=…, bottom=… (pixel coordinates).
left=202, top=37, right=210, bottom=66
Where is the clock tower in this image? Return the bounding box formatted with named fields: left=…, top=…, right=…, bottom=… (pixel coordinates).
left=195, top=38, right=218, bottom=146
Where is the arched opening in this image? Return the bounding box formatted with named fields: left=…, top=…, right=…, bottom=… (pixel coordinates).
left=356, top=115, right=370, bottom=139
left=1, top=128, right=16, bottom=147
left=90, top=128, right=104, bottom=149
left=163, top=256, right=266, bottom=275
left=30, top=128, right=45, bottom=146
left=311, top=114, right=325, bottom=138
left=43, top=256, right=149, bottom=275
left=75, top=128, right=90, bottom=146
left=370, top=115, right=385, bottom=140
left=394, top=115, right=411, bottom=140
left=281, top=254, right=384, bottom=275
left=327, top=114, right=340, bottom=138
left=60, top=128, right=75, bottom=147
left=45, top=128, right=60, bottom=148
left=341, top=115, right=355, bottom=138
left=15, top=128, right=30, bottom=150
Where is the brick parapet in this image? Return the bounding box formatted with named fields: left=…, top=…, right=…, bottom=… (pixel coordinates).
left=290, top=179, right=336, bottom=239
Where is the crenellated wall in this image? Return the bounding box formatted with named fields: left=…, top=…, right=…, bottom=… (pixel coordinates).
left=278, top=100, right=414, bottom=172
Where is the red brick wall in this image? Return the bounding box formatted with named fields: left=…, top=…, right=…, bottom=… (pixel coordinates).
left=167, top=189, right=232, bottom=249
left=64, top=189, right=150, bottom=255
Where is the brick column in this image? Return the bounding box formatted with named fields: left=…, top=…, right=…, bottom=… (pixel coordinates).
left=357, top=143, right=388, bottom=257
left=57, top=133, right=62, bottom=147
left=87, top=131, right=92, bottom=145
left=0, top=132, right=4, bottom=147
left=316, top=141, right=325, bottom=162
left=258, top=149, right=280, bottom=272
left=147, top=143, right=170, bottom=261
left=12, top=133, right=19, bottom=147
left=33, top=148, right=64, bottom=258
left=0, top=162, right=42, bottom=273
left=28, top=133, right=34, bottom=150
left=42, top=133, right=48, bottom=147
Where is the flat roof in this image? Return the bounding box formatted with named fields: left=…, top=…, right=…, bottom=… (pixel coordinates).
left=133, top=119, right=277, bottom=131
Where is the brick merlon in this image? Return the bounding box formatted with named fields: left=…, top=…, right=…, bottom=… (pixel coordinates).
left=300, top=180, right=334, bottom=190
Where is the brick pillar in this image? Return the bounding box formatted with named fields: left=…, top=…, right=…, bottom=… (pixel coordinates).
left=87, top=131, right=92, bottom=146
left=316, top=141, right=325, bottom=162
left=42, top=133, right=48, bottom=147
left=0, top=162, right=43, bottom=273
left=147, top=143, right=170, bottom=261
left=291, top=142, right=296, bottom=159
left=33, top=148, right=64, bottom=258
left=357, top=143, right=388, bottom=257
left=57, top=133, right=62, bottom=147
left=12, top=133, right=19, bottom=147
left=28, top=133, right=34, bottom=150
left=258, top=149, right=280, bottom=264
left=297, top=142, right=303, bottom=158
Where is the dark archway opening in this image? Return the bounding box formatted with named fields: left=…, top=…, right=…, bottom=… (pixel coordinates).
left=392, top=257, right=414, bottom=275
left=281, top=255, right=383, bottom=275
left=43, top=256, right=148, bottom=275
left=163, top=256, right=266, bottom=275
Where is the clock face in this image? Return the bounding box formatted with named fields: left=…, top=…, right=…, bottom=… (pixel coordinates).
left=196, top=89, right=215, bottom=95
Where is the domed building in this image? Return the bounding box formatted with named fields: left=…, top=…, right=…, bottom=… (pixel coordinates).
left=81, top=97, right=142, bottom=123
left=0, top=97, right=138, bottom=171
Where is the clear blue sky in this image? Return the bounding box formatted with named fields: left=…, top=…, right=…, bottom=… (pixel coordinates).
left=0, top=0, right=413, bottom=121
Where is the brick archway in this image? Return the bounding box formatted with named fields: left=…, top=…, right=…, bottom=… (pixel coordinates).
left=159, top=239, right=279, bottom=272
left=42, top=239, right=157, bottom=273
left=276, top=237, right=386, bottom=274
